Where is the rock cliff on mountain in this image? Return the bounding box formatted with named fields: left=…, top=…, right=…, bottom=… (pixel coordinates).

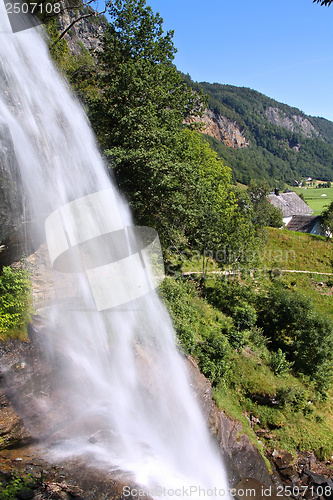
left=265, top=107, right=320, bottom=139
left=186, top=109, right=249, bottom=149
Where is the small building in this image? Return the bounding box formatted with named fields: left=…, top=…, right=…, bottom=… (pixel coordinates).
left=268, top=191, right=328, bottom=236
left=268, top=191, right=313, bottom=226
left=285, top=215, right=325, bottom=236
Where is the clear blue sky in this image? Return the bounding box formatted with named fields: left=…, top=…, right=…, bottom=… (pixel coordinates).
left=143, top=0, right=333, bottom=122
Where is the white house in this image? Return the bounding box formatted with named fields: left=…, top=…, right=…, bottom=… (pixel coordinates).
left=268, top=191, right=313, bottom=226
left=268, top=191, right=328, bottom=237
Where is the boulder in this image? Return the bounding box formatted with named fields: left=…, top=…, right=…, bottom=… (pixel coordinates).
left=0, top=392, right=32, bottom=449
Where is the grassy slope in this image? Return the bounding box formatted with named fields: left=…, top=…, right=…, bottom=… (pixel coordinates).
left=161, top=229, right=333, bottom=462
left=262, top=228, right=333, bottom=322
left=262, top=228, right=332, bottom=272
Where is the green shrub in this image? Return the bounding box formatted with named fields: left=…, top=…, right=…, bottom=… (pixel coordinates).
left=249, top=326, right=269, bottom=350
left=197, top=330, right=230, bottom=383
left=270, top=349, right=294, bottom=376
left=232, top=303, right=257, bottom=331
left=276, top=386, right=312, bottom=414
left=227, top=328, right=246, bottom=349
left=159, top=277, right=199, bottom=354
left=0, top=472, right=34, bottom=500
left=159, top=277, right=232, bottom=383
left=257, top=284, right=333, bottom=387
left=0, top=266, right=31, bottom=338
left=203, top=277, right=256, bottom=316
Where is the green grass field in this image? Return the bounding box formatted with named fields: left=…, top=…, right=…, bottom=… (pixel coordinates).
left=294, top=186, right=333, bottom=215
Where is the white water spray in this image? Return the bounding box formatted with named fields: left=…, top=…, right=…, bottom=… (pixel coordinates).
left=0, top=6, right=230, bottom=496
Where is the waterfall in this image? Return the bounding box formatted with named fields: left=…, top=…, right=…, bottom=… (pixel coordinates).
left=0, top=6, right=230, bottom=497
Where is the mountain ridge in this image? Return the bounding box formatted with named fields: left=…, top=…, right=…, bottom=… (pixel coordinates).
left=181, top=75, right=333, bottom=186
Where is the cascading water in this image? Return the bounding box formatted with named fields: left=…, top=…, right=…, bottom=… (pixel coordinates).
left=0, top=5, right=230, bottom=497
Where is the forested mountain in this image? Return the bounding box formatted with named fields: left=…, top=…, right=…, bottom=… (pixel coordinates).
left=182, top=75, right=333, bottom=187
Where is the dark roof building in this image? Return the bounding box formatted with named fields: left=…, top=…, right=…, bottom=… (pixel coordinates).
left=268, top=192, right=313, bottom=218
left=286, top=215, right=323, bottom=235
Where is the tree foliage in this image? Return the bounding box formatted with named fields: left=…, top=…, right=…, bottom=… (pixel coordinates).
left=0, top=266, right=31, bottom=337
left=313, top=0, right=333, bottom=5
left=85, top=0, right=258, bottom=261
left=88, top=0, right=206, bottom=234
left=321, top=201, right=333, bottom=238
left=248, top=180, right=283, bottom=228
left=257, top=284, right=333, bottom=389
left=173, top=129, right=255, bottom=262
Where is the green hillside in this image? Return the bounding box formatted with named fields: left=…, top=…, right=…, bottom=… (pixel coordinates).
left=161, top=227, right=333, bottom=460
left=182, top=76, right=333, bottom=187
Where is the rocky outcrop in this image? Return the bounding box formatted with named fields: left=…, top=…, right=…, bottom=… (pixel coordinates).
left=265, top=107, right=320, bottom=139
left=0, top=392, right=32, bottom=450
left=186, top=357, right=274, bottom=488
left=186, top=109, right=249, bottom=148
left=57, top=2, right=107, bottom=56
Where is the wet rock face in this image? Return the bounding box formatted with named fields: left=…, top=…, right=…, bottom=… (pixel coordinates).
left=0, top=327, right=152, bottom=499
left=270, top=450, right=333, bottom=500
left=0, top=448, right=154, bottom=499
left=0, top=123, right=25, bottom=267
left=0, top=320, right=85, bottom=444
left=0, top=392, right=32, bottom=450
left=186, top=357, right=274, bottom=488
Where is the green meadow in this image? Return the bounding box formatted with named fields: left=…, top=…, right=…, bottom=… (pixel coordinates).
left=294, top=186, right=333, bottom=215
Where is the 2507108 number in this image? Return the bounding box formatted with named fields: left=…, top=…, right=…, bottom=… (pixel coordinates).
left=5, top=2, right=61, bottom=14
left=276, top=485, right=333, bottom=497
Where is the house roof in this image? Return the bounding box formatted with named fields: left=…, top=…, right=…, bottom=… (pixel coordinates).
left=268, top=192, right=313, bottom=217
left=286, top=215, right=322, bottom=233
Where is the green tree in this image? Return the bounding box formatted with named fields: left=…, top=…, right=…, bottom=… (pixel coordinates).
left=321, top=201, right=333, bottom=239
left=257, top=285, right=333, bottom=389
left=89, top=0, right=206, bottom=237
left=85, top=0, right=256, bottom=264
left=313, top=0, right=332, bottom=5
left=171, top=130, right=257, bottom=272
left=248, top=180, right=283, bottom=229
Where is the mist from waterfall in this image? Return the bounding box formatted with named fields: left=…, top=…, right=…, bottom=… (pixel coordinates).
left=0, top=7, right=230, bottom=497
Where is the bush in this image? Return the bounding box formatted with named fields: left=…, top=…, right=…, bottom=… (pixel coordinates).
left=257, top=284, right=333, bottom=387
left=159, top=277, right=232, bottom=383
left=227, top=328, right=246, bottom=349
left=159, top=277, right=198, bottom=354
left=197, top=330, right=230, bottom=383
left=0, top=266, right=31, bottom=338
left=270, top=348, right=294, bottom=376
left=249, top=326, right=269, bottom=350
left=0, top=472, right=34, bottom=500
left=232, top=303, right=257, bottom=331
left=204, top=277, right=256, bottom=317
left=276, top=386, right=313, bottom=414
